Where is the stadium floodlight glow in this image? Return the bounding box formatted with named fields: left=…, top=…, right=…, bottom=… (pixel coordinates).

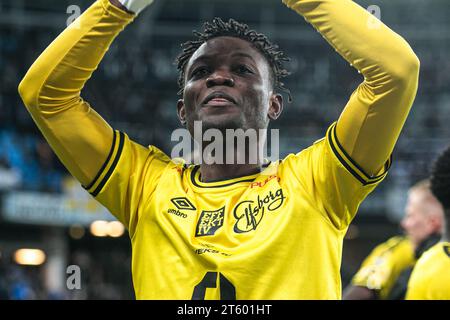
left=90, top=220, right=109, bottom=237
left=107, top=221, right=125, bottom=238
left=14, top=249, right=46, bottom=266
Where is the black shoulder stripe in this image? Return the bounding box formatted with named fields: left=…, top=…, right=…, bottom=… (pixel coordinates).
left=84, top=129, right=117, bottom=190
left=91, top=131, right=125, bottom=197
left=331, top=124, right=372, bottom=180
left=329, top=124, right=391, bottom=186
left=327, top=127, right=367, bottom=185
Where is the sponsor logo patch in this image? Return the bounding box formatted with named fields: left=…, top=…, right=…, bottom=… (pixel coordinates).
left=195, top=207, right=225, bottom=237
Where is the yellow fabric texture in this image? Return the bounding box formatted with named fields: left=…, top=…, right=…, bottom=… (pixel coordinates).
left=19, top=0, right=419, bottom=299
left=351, top=236, right=415, bottom=299
left=284, top=0, right=419, bottom=176
left=406, top=242, right=450, bottom=300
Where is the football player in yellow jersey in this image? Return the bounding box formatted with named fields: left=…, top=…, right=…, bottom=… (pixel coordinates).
left=344, top=236, right=415, bottom=300
left=343, top=180, right=444, bottom=300
left=406, top=147, right=450, bottom=300
left=18, top=0, right=420, bottom=299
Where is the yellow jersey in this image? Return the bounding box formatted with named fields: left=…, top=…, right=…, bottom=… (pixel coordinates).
left=406, top=242, right=450, bottom=300
left=84, top=124, right=388, bottom=299
left=18, top=0, right=420, bottom=299
left=351, top=236, right=415, bottom=299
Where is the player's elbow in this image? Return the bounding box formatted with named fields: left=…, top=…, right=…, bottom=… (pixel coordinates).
left=391, top=49, right=420, bottom=89
left=401, top=51, right=420, bottom=80
left=18, top=71, right=39, bottom=109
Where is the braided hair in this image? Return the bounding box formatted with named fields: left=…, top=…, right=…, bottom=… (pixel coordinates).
left=430, top=146, right=450, bottom=211
left=176, top=18, right=291, bottom=101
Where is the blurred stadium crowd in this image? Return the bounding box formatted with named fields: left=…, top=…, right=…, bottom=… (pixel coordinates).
left=0, top=0, right=449, bottom=299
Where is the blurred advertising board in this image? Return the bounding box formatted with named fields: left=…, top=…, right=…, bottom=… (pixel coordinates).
left=0, top=178, right=115, bottom=226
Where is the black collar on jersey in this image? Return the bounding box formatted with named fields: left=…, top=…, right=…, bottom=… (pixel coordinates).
left=444, top=244, right=450, bottom=258
left=415, top=233, right=441, bottom=259
left=190, top=162, right=271, bottom=189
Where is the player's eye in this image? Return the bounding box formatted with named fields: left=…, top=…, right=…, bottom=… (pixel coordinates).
left=191, top=66, right=210, bottom=79
left=235, top=64, right=254, bottom=75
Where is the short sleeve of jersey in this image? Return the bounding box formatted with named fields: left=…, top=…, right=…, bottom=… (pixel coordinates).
left=282, top=122, right=391, bottom=230
left=351, top=236, right=415, bottom=299
left=83, top=130, right=171, bottom=236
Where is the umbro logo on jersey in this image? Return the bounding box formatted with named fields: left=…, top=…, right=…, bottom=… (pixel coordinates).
left=167, top=208, right=188, bottom=219
left=168, top=197, right=196, bottom=219
left=195, top=207, right=225, bottom=237
left=171, top=197, right=196, bottom=211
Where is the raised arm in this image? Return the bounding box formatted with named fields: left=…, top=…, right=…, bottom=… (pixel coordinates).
left=18, top=0, right=150, bottom=187
left=283, top=0, right=420, bottom=176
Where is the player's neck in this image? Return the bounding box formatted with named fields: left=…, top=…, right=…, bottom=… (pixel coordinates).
left=199, top=163, right=264, bottom=182
left=197, top=138, right=268, bottom=182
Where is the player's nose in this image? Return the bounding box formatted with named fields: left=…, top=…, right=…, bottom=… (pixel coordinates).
left=206, top=71, right=235, bottom=88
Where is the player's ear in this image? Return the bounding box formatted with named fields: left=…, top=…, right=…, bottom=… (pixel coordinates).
left=177, top=99, right=187, bottom=126
left=268, top=93, right=283, bottom=120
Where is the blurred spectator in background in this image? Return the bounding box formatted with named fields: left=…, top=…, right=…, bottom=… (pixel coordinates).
left=343, top=180, right=444, bottom=300
left=406, top=146, right=450, bottom=300
left=0, top=129, right=63, bottom=193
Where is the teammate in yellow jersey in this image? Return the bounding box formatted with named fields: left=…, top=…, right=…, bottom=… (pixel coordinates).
left=343, top=180, right=444, bottom=300
left=18, top=0, right=420, bottom=299
left=406, top=146, right=450, bottom=300
left=345, top=236, right=415, bottom=300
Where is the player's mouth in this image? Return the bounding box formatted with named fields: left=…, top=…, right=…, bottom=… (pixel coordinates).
left=201, top=92, right=237, bottom=107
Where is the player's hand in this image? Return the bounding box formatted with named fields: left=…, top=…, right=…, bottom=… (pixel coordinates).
left=117, top=0, right=155, bottom=15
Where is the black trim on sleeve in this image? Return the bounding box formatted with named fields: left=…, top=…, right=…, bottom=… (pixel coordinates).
left=328, top=128, right=367, bottom=185
left=84, top=128, right=117, bottom=190
left=328, top=123, right=391, bottom=186
left=332, top=124, right=378, bottom=181
left=91, top=131, right=125, bottom=197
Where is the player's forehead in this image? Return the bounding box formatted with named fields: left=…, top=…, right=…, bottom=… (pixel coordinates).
left=405, top=190, right=422, bottom=211
left=406, top=190, right=431, bottom=215
left=186, top=36, right=268, bottom=69
left=408, top=186, right=428, bottom=200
